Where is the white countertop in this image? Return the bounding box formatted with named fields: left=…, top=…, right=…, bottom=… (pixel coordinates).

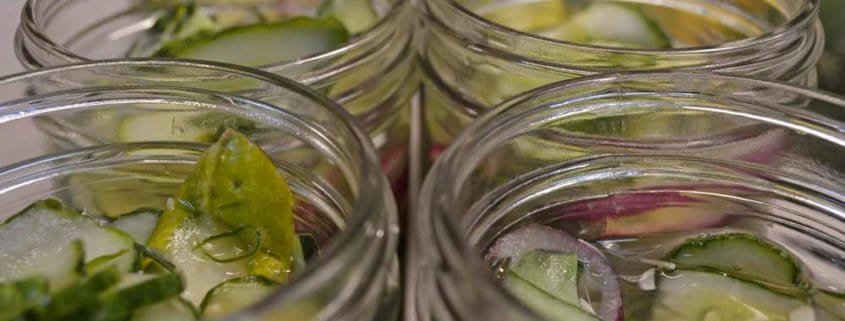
left=0, top=0, right=26, bottom=76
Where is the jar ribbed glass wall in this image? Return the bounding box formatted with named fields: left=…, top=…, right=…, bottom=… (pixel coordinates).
left=0, top=60, right=399, bottom=321
left=418, top=0, right=824, bottom=169
left=409, top=72, right=845, bottom=321
left=15, top=0, right=417, bottom=204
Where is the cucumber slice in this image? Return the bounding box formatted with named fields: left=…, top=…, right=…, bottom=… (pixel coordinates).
left=814, top=290, right=845, bottom=319
left=111, top=209, right=162, bottom=244
left=650, top=270, right=810, bottom=321
left=0, top=237, right=83, bottom=295
left=131, top=297, right=198, bottom=321
left=0, top=276, right=48, bottom=321
left=129, top=3, right=220, bottom=57
left=148, top=212, right=250, bottom=306
left=318, top=0, right=379, bottom=34
left=509, top=250, right=580, bottom=306
left=38, top=266, right=123, bottom=320
left=540, top=3, right=670, bottom=49
left=116, top=111, right=256, bottom=144
left=66, top=170, right=181, bottom=218
left=505, top=272, right=600, bottom=321
left=199, top=276, right=275, bottom=319
left=0, top=200, right=134, bottom=282
left=196, top=227, right=262, bottom=263
left=670, top=233, right=800, bottom=291
left=86, top=249, right=140, bottom=274
left=71, top=272, right=184, bottom=321
left=154, top=17, right=350, bottom=67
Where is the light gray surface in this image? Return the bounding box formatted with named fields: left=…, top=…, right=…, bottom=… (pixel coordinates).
left=0, top=0, right=26, bottom=76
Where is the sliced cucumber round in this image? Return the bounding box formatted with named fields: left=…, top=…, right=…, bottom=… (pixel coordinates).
left=86, top=249, right=140, bottom=274
left=318, top=0, right=379, bottom=34
left=71, top=272, right=184, bottom=321
left=111, top=209, right=162, bottom=245
left=38, top=266, right=123, bottom=320
left=813, top=290, right=845, bottom=319
left=0, top=200, right=135, bottom=283
left=66, top=171, right=180, bottom=218
left=540, top=3, right=670, bottom=49
left=147, top=212, right=250, bottom=306
left=131, top=297, right=198, bottom=321
left=115, top=109, right=258, bottom=144
left=196, top=226, right=262, bottom=263
left=650, top=270, right=811, bottom=321
left=129, top=3, right=220, bottom=57
left=154, top=16, right=350, bottom=67
left=0, top=275, right=48, bottom=321
left=199, top=276, right=276, bottom=319
left=117, top=111, right=223, bottom=143
left=509, top=250, right=580, bottom=306
left=505, top=271, right=600, bottom=321
left=0, top=237, right=83, bottom=296
left=670, top=233, right=801, bottom=292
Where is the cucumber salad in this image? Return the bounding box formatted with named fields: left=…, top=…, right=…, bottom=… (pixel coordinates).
left=128, top=0, right=378, bottom=66
left=0, top=130, right=314, bottom=321
left=487, top=224, right=845, bottom=321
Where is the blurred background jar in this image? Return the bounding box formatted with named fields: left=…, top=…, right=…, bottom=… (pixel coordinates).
left=409, top=72, right=845, bottom=321
left=417, top=0, right=824, bottom=170
left=0, top=59, right=400, bottom=321
left=818, top=0, right=845, bottom=95
left=15, top=0, right=418, bottom=206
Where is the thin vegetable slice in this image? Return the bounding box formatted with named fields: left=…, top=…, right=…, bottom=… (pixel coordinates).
left=0, top=200, right=135, bottom=283
left=670, top=233, right=800, bottom=291
left=130, top=297, right=198, bottom=321
left=199, top=276, right=275, bottom=319
left=0, top=276, right=48, bottom=321
left=650, top=270, right=811, bottom=321
left=488, top=224, right=622, bottom=321
left=505, top=272, right=600, bottom=321
left=154, top=17, right=350, bottom=67
left=70, top=272, right=184, bottom=321
left=540, top=3, right=670, bottom=48
left=318, top=0, right=379, bottom=34
left=111, top=209, right=162, bottom=245
left=509, top=250, right=580, bottom=306
left=37, top=266, right=123, bottom=320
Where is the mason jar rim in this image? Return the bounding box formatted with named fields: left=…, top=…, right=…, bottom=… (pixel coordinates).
left=0, top=58, right=398, bottom=320
left=428, top=0, right=820, bottom=54
left=436, top=71, right=845, bottom=189
left=15, top=0, right=410, bottom=81
left=416, top=71, right=845, bottom=321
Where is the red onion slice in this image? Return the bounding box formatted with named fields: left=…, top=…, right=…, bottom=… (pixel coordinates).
left=488, top=224, right=623, bottom=321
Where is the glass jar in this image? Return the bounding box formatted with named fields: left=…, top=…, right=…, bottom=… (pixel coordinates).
left=409, top=72, right=845, bottom=321
left=417, top=0, right=825, bottom=169
left=15, top=0, right=418, bottom=205
left=0, top=59, right=400, bottom=321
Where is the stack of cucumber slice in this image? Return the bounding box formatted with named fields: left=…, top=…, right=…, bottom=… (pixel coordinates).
left=0, top=130, right=309, bottom=321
